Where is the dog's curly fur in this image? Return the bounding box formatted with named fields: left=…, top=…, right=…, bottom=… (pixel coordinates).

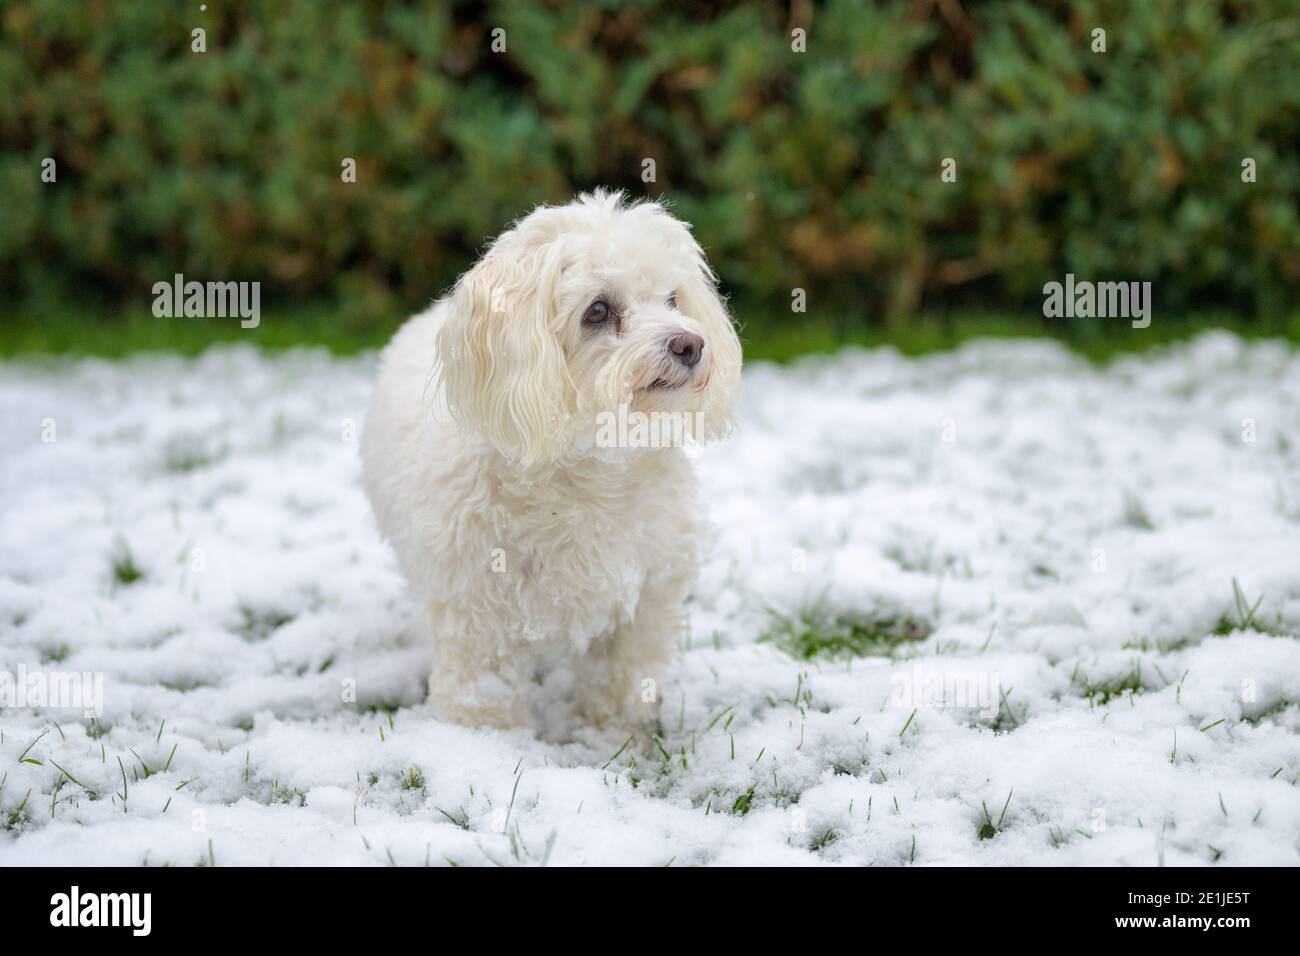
left=361, top=191, right=742, bottom=729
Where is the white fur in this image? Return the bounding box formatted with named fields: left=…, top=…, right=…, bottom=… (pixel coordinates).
left=360, top=191, right=742, bottom=729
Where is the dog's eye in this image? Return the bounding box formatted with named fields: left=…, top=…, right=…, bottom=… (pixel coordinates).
left=584, top=300, right=611, bottom=324
left=667, top=291, right=678, bottom=310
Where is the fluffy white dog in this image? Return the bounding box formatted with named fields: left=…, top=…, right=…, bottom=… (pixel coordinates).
left=361, top=191, right=742, bottom=729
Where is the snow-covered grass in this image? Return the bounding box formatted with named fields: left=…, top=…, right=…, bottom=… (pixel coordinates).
left=1, top=332, right=1298, bottom=866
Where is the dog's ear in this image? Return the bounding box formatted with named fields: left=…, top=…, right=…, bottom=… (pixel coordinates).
left=631, top=200, right=743, bottom=442
left=436, top=243, right=572, bottom=465
left=682, top=254, right=743, bottom=443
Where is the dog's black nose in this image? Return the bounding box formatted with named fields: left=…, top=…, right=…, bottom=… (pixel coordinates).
left=667, top=332, right=704, bottom=368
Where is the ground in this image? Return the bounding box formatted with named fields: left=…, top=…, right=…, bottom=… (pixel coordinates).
left=1, top=332, right=1298, bottom=866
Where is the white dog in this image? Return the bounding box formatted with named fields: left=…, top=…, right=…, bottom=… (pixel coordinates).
left=361, top=191, right=742, bottom=729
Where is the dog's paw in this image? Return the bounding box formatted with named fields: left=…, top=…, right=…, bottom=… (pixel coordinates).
left=576, top=689, right=658, bottom=737
left=430, top=675, right=533, bottom=730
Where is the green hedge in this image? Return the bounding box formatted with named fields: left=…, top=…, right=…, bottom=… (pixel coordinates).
left=1, top=0, right=1297, bottom=330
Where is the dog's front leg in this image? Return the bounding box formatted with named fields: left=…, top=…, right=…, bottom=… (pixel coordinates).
left=427, top=632, right=534, bottom=730
left=575, top=573, right=689, bottom=730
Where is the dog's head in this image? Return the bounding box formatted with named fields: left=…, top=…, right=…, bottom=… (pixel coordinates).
left=436, top=191, right=742, bottom=464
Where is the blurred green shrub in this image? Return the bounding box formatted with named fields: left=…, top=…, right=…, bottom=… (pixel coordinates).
left=1, top=0, right=1297, bottom=329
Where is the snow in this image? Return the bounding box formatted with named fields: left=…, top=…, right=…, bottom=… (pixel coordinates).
left=1, top=331, right=1298, bottom=866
